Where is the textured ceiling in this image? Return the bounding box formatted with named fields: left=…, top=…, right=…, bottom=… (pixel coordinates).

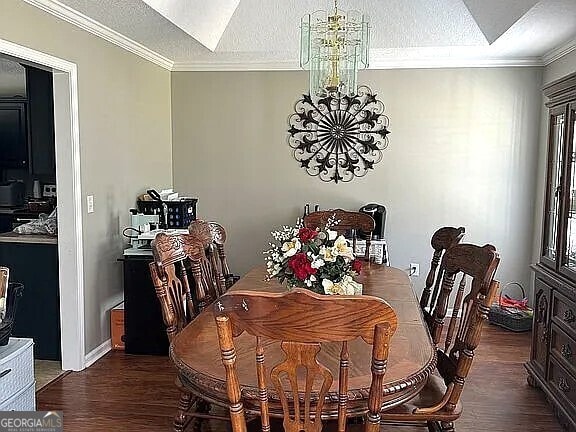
left=43, top=0, right=576, bottom=67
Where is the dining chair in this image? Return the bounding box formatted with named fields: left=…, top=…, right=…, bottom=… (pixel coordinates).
left=381, top=243, right=500, bottom=432
left=303, top=209, right=376, bottom=261
left=149, top=232, right=229, bottom=432
left=188, top=220, right=236, bottom=292
left=213, top=288, right=398, bottom=432
left=419, top=227, right=466, bottom=336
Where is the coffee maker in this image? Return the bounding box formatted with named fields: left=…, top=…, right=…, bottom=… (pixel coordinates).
left=359, top=203, right=387, bottom=240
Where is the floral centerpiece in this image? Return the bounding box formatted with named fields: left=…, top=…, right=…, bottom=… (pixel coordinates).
left=264, top=216, right=363, bottom=295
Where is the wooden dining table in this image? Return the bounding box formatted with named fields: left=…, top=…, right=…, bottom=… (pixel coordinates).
left=170, top=264, right=436, bottom=418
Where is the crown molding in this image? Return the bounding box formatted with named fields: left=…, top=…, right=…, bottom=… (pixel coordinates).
left=543, top=37, right=576, bottom=66
left=172, top=56, right=543, bottom=72
left=22, top=0, right=174, bottom=70
left=368, top=56, right=543, bottom=69
left=171, top=60, right=298, bottom=72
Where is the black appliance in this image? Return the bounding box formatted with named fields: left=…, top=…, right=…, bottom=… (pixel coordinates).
left=0, top=181, right=25, bottom=207
left=359, top=203, right=387, bottom=240
left=0, top=102, right=28, bottom=169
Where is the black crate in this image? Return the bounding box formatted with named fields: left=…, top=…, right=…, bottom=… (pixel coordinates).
left=137, top=198, right=197, bottom=229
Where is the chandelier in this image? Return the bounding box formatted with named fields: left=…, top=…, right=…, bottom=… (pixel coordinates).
left=300, top=0, right=370, bottom=97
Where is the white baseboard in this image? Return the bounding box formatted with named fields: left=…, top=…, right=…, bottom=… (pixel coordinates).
left=84, top=338, right=111, bottom=368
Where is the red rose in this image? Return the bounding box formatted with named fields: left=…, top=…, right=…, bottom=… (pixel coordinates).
left=288, top=252, right=317, bottom=281
left=351, top=259, right=362, bottom=274
left=298, top=227, right=318, bottom=243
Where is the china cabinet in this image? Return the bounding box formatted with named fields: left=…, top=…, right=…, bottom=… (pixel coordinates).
left=528, top=72, right=576, bottom=432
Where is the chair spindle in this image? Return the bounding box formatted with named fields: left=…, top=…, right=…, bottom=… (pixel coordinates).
left=444, top=274, right=466, bottom=352
left=215, top=316, right=247, bottom=432
left=337, top=341, right=349, bottom=432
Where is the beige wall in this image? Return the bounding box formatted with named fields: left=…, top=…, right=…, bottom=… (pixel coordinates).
left=0, top=1, right=173, bottom=353
left=172, top=68, right=542, bottom=296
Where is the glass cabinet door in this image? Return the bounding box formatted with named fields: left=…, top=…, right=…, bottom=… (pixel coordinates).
left=543, top=109, right=565, bottom=263
left=561, top=104, right=576, bottom=272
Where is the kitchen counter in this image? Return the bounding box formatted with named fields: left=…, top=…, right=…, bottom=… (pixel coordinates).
left=0, top=232, right=57, bottom=245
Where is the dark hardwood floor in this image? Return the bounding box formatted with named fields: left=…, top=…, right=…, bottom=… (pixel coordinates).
left=37, top=325, right=564, bottom=432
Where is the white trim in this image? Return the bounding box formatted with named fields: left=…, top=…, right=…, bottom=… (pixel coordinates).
left=0, top=38, right=85, bottom=371
left=172, top=56, right=543, bottom=71
left=543, top=37, right=576, bottom=66
left=22, top=0, right=173, bottom=70
left=368, top=57, right=543, bottom=69
left=84, top=339, right=111, bottom=368
left=171, top=60, right=299, bottom=71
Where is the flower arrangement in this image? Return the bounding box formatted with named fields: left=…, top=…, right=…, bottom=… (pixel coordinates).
left=264, top=216, right=363, bottom=295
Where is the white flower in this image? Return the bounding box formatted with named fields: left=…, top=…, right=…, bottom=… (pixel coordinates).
left=327, top=229, right=338, bottom=241
left=311, top=257, right=325, bottom=269
left=340, top=275, right=362, bottom=295
left=320, top=245, right=337, bottom=262
left=322, top=279, right=345, bottom=295
left=281, top=239, right=301, bottom=257
left=332, top=236, right=355, bottom=260
left=310, top=275, right=317, bottom=282
left=267, top=262, right=282, bottom=277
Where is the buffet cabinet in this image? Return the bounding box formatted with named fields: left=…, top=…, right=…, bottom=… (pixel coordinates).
left=527, top=72, right=576, bottom=431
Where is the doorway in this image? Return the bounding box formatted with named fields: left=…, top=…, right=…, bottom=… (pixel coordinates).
left=0, top=38, right=85, bottom=371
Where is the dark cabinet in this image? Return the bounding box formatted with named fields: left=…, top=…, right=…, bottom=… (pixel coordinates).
left=0, top=101, right=28, bottom=169
left=529, top=72, right=576, bottom=432
left=0, top=241, right=61, bottom=360
left=530, top=277, right=552, bottom=378
left=26, top=67, right=55, bottom=176
left=0, top=66, right=55, bottom=177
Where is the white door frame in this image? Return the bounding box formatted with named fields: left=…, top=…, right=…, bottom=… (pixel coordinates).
left=0, top=38, right=85, bottom=371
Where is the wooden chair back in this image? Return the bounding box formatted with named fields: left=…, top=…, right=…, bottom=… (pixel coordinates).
left=214, top=289, right=397, bottom=432
left=303, top=209, right=376, bottom=261
left=189, top=220, right=233, bottom=293
left=429, top=243, right=500, bottom=413
left=420, top=227, right=465, bottom=325
left=208, top=222, right=233, bottom=282
left=149, top=233, right=212, bottom=342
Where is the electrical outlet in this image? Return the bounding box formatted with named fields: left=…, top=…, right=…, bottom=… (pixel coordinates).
left=87, top=195, right=94, bottom=214
left=410, top=263, right=420, bottom=277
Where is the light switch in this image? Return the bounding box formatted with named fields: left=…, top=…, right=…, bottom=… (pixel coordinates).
left=87, top=195, right=94, bottom=214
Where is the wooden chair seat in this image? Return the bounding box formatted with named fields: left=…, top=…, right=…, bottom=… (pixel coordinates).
left=380, top=373, right=462, bottom=423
